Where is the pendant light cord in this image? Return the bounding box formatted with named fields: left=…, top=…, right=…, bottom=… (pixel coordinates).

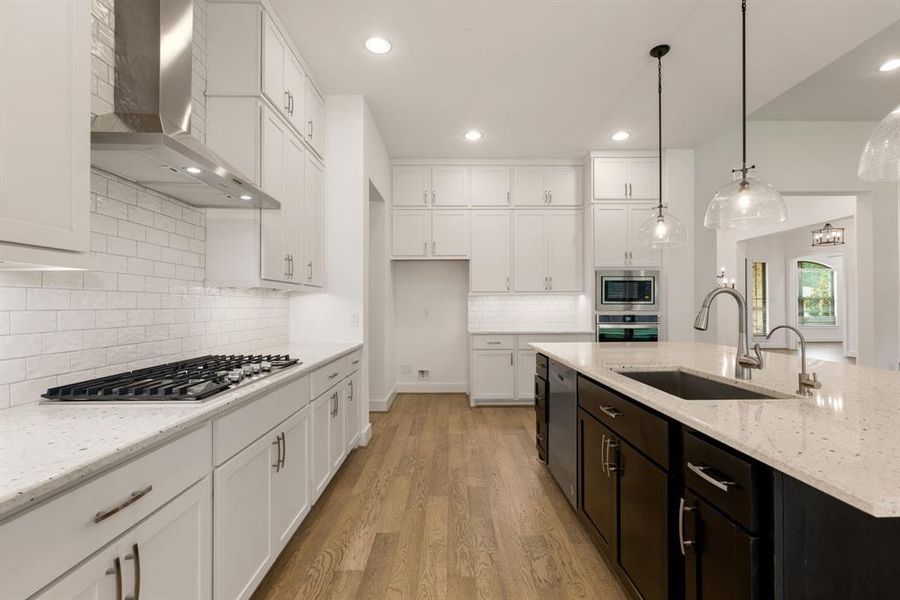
left=742, top=0, right=747, bottom=171
left=657, top=54, right=664, bottom=218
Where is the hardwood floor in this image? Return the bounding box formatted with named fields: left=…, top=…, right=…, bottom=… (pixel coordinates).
left=252, top=393, right=627, bottom=600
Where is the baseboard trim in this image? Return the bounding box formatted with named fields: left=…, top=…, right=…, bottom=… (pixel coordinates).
left=395, top=382, right=468, bottom=394
left=471, top=398, right=535, bottom=407
left=369, top=386, right=397, bottom=412
left=358, top=423, right=373, bottom=446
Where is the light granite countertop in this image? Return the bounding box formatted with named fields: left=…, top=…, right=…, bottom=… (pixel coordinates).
left=470, top=330, right=594, bottom=335
left=0, top=342, right=361, bottom=521
left=530, top=341, right=900, bottom=518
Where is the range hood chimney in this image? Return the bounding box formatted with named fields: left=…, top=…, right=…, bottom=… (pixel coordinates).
left=91, top=0, right=278, bottom=210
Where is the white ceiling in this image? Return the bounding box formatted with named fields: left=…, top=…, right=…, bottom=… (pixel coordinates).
left=752, top=19, right=900, bottom=121
left=272, top=1, right=900, bottom=159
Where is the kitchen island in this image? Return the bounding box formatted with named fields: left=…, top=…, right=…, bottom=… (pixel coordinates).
left=531, top=341, right=900, bottom=600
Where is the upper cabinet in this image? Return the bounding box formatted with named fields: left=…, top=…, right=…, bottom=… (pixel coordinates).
left=391, top=211, right=469, bottom=259
left=391, top=165, right=580, bottom=208
left=470, top=167, right=511, bottom=207
left=593, top=203, right=660, bottom=267
left=514, top=167, right=581, bottom=207
left=208, top=1, right=324, bottom=161
left=592, top=157, right=658, bottom=200
left=513, top=211, right=582, bottom=292
left=0, top=0, right=90, bottom=269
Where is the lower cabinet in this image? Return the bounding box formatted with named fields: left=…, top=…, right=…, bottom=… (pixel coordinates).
left=683, top=490, right=760, bottom=600
left=516, top=350, right=537, bottom=401
left=344, top=372, right=361, bottom=449
left=330, top=385, right=347, bottom=474
left=37, top=477, right=212, bottom=600
left=471, top=349, right=516, bottom=401
left=578, top=409, right=617, bottom=553
left=618, top=439, right=669, bottom=600
left=214, top=406, right=310, bottom=600
left=311, top=391, right=333, bottom=502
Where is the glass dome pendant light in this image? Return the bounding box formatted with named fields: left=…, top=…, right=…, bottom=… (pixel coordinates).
left=704, top=0, right=787, bottom=229
left=639, top=44, right=688, bottom=249
left=858, top=104, right=900, bottom=181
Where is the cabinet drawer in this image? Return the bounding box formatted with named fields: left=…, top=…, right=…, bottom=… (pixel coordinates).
left=536, top=414, right=548, bottom=461
left=472, top=335, right=515, bottom=350
left=344, top=349, right=362, bottom=374
left=683, top=431, right=765, bottom=531
left=213, top=374, right=310, bottom=465
left=577, top=375, right=669, bottom=470
left=0, top=424, right=211, bottom=600
left=518, top=333, right=592, bottom=349
left=535, top=375, right=547, bottom=420
left=311, top=359, right=345, bottom=398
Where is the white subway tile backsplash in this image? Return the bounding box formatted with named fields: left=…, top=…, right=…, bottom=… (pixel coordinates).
left=0, top=312, right=8, bottom=335
left=26, top=288, right=70, bottom=310
left=10, top=311, right=57, bottom=334
left=72, top=348, right=108, bottom=370
left=0, top=359, right=26, bottom=385
left=106, top=236, right=137, bottom=256
left=58, top=311, right=96, bottom=331
left=42, top=331, right=84, bottom=354
left=468, top=294, right=589, bottom=333
left=1, top=334, right=43, bottom=360
left=118, top=221, right=146, bottom=241
left=26, top=353, right=71, bottom=379
left=10, top=376, right=57, bottom=407
left=83, top=271, right=118, bottom=291
left=83, top=329, right=118, bottom=350
left=71, top=290, right=108, bottom=310
left=0, top=289, right=26, bottom=311
left=42, top=272, right=84, bottom=289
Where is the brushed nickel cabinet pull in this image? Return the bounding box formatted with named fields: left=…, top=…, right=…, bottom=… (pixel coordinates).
left=307, top=260, right=313, bottom=280
left=679, top=497, right=696, bottom=555
left=432, top=240, right=436, bottom=254
left=279, top=432, right=286, bottom=469
left=94, top=486, right=153, bottom=523
left=598, top=405, right=622, bottom=419
left=348, top=380, right=353, bottom=402
left=328, top=371, right=340, bottom=379
left=107, top=557, right=123, bottom=600
left=124, top=543, right=141, bottom=600
left=687, top=462, right=735, bottom=492
left=509, top=353, right=513, bottom=366
left=272, top=437, right=281, bottom=472
left=601, top=434, right=609, bottom=474
left=606, top=439, right=618, bottom=474
left=284, top=90, right=291, bottom=112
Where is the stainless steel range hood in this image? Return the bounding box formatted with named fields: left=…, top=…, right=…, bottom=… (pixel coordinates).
left=91, top=0, right=278, bottom=210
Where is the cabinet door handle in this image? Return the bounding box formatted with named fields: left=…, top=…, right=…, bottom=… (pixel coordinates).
left=348, top=380, right=353, bottom=402
left=280, top=432, right=286, bottom=469
left=598, top=405, right=622, bottom=419
left=94, top=485, right=153, bottom=523
left=506, top=276, right=510, bottom=291
left=107, top=557, right=123, bottom=600
left=601, top=434, right=608, bottom=474
left=510, top=353, right=514, bottom=366
left=628, top=183, right=632, bottom=197
left=687, top=462, right=735, bottom=492
left=624, top=183, right=628, bottom=196
left=284, top=254, right=290, bottom=278
left=432, top=240, right=436, bottom=254
left=679, top=497, right=696, bottom=555
left=272, top=436, right=281, bottom=472
left=307, top=260, right=313, bottom=280
left=606, top=439, right=618, bottom=475
left=307, top=119, right=313, bottom=139
left=506, top=190, right=510, bottom=204
left=548, top=276, right=552, bottom=290
left=328, top=371, right=340, bottom=379
left=423, top=190, right=428, bottom=204
left=423, top=240, right=428, bottom=254
left=549, top=189, right=553, bottom=203
left=124, top=543, right=141, bottom=600
left=284, top=90, right=291, bottom=112
left=486, top=341, right=501, bottom=345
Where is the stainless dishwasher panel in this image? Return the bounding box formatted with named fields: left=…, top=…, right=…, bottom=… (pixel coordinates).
left=548, top=360, right=577, bottom=508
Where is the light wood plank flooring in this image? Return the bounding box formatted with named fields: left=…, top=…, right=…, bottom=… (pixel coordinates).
left=252, top=393, right=627, bottom=600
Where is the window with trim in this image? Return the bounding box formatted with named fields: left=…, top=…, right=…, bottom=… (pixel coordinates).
left=797, top=260, right=837, bottom=326
left=751, top=261, right=768, bottom=336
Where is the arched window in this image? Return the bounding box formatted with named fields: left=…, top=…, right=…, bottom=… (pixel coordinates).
left=797, top=260, right=837, bottom=326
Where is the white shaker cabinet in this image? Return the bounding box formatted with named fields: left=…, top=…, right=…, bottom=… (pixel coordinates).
left=516, top=350, right=537, bottom=401
left=470, top=212, right=512, bottom=293
left=214, top=432, right=276, bottom=600
left=311, top=392, right=333, bottom=502
left=39, top=478, right=213, bottom=600
left=344, top=372, right=361, bottom=450
left=514, top=211, right=582, bottom=292
left=470, top=167, right=511, bottom=206
left=0, top=0, right=90, bottom=266
left=513, top=212, right=548, bottom=291
left=284, top=55, right=307, bottom=135
left=592, top=157, right=658, bottom=200
left=393, top=167, right=431, bottom=207
left=471, top=350, right=516, bottom=401
left=513, top=167, right=580, bottom=207
left=261, top=13, right=287, bottom=117
left=271, top=407, right=310, bottom=553
left=302, top=155, right=325, bottom=286
left=593, top=203, right=659, bottom=267
left=431, top=167, right=468, bottom=206
left=304, top=79, right=326, bottom=156
left=329, top=387, right=347, bottom=474
left=431, top=211, right=469, bottom=258
left=392, top=211, right=431, bottom=257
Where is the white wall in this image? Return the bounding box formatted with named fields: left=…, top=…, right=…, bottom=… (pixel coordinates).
left=662, top=149, right=696, bottom=342
left=739, top=215, right=855, bottom=353
left=693, top=121, right=898, bottom=369
left=393, top=261, right=469, bottom=392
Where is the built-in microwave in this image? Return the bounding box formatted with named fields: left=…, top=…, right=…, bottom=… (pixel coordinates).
left=595, top=269, right=659, bottom=312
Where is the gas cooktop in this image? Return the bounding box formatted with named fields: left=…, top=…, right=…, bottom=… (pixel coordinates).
left=42, top=354, right=301, bottom=403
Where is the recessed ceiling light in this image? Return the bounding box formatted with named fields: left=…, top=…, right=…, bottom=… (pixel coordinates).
left=184, top=166, right=202, bottom=174
left=611, top=131, right=631, bottom=142
left=365, top=37, right=392, bottom=54
left=879, top=58, right=900, bottom=72
left=464, top=130, right=483, bottom=142
left=239, top=194, right=252, bottom=201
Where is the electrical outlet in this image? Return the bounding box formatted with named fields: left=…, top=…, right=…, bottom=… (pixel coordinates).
left=349, top=312, right=359, bottom=327
left=417, top=369, right=429, bottom=380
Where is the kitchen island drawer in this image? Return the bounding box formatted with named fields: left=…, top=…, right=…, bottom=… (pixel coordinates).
left=311, top=359, right=346, bottom=398
left=344, top=349, right=362, bottom=373
left=0, top=423, right=211, bottom=600
left=683, top=430, right=765, bottom=531
left=577, top=375, right=669, bottom=470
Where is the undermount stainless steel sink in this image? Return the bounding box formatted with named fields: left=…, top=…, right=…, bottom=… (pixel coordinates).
left=616, top=370, right=786, bottom=400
